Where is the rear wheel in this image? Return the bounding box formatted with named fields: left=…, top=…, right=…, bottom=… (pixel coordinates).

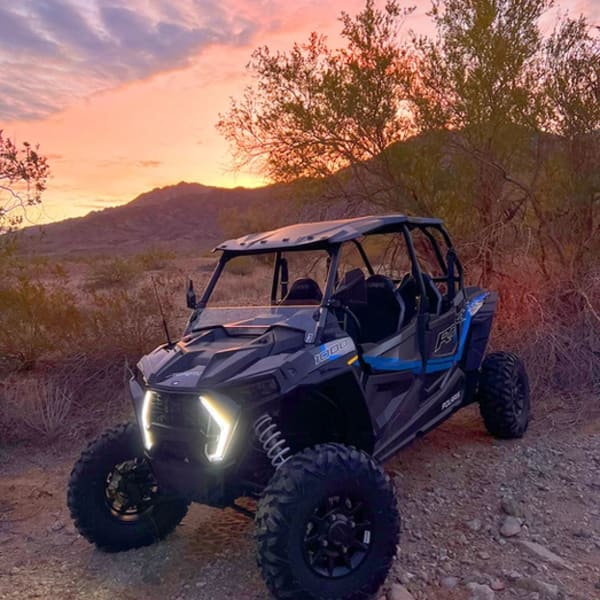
left=67, top=423, right=189, bottom=551
left=255, top=443, right=400, bottom=600
left=479, top=352, right=530, bottom=439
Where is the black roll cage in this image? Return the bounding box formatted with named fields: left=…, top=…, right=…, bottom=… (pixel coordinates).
left=195, top=223, right=463, bottom=343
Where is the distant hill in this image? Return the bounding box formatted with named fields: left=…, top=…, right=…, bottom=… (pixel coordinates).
left=11, top=131, right=457, bottom=259
left=13, top=182, right=291, bottom=258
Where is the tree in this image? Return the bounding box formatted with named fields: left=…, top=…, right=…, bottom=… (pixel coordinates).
left=409, top=0, right=599, bottom=283
left=217, top=0, right=415, bottom=209
left=538, top=15, right=600, bottom=277
left=0, top=131, right=50, bottom=232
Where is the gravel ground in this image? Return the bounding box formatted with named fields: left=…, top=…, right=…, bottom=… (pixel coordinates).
left=0, top=402, right=598, bottom=600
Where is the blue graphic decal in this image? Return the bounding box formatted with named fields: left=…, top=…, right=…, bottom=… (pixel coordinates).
left=363, top=293, right=488, bottom=374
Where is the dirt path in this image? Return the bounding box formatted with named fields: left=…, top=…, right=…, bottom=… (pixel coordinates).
left=1, top=404, right=598, bottom=600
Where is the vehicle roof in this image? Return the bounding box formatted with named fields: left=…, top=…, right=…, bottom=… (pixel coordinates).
left=215, top=214, right=444, bottom=253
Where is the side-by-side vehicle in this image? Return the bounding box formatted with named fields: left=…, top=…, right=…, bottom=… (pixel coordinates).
left=68, top=215, right=530, bottom=600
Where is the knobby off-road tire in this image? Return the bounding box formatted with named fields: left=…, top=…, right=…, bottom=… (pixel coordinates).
left=67, top=423, right=189, bottom=552
left=479, top=352, right=530, bottom=439
left=255, top=443, right=400, bottom=600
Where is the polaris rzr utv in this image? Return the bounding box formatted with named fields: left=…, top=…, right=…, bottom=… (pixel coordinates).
left=68, top=215, right=530, bottom=600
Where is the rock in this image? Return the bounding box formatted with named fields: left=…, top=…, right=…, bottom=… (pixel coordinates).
left=466, top=582, right=495, bottom=600
left=518, top=540, right=574, bottom=571
left=500, top=516, right=521, bottom=537
left=515, top=576, right=559, bottom=599
left=478, top=551, right=491, bottom=560
left=389, top=583, right=415, bottom=600
left=503, top=569, right=522, bottom=582
left=50, top=520, right=65, bottom=532
left=501, top=498, right=523, bottom=517
left=572, top=528, right=593, bottom=539
left=467, top=518, right=483, bottom=532
left=440, top=576, right=460, bottom=589
left=489, top=578, right=505, bottom=591
left=397, top=570, right=416, bottom=585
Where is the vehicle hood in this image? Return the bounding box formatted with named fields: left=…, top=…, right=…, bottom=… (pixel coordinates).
left=137, top=324, right=307, bottom=391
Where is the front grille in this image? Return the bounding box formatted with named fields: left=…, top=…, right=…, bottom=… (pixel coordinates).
left=149, top=392, right=207, bottom=429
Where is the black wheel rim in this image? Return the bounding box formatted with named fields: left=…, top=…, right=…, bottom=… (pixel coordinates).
left=302, top=495, right=372, bottom=579
left=105, top=458, right=158, bottom=521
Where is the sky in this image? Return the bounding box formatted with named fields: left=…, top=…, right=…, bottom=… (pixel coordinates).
left=1, top=0, right=598, bottom=225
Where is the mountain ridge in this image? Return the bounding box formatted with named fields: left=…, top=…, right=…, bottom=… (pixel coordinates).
left=13, top=181, right=287, bottom=258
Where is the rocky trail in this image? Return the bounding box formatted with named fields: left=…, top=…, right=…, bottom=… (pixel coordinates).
left=1, top=402, right=598, bottom=600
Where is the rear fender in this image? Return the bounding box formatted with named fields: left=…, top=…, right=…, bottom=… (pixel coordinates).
left=463, top=292, right=498, bottom=371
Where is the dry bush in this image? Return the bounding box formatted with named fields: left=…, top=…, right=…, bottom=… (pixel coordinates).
left=0, top=375, right=73, bottom=441
left=209, top=264, right=273, bottom=306
left=0, top=277, right=84, bottom=368
left=84, top=257, right=139, bottom=290
left=135, top=248, right=177, bottom=271
left=490, top=265, right=599, bottom=394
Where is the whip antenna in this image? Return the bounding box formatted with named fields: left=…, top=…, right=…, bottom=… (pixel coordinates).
left=151, top=276, right=173, bottom=348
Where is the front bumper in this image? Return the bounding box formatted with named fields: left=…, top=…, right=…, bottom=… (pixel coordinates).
left=128, top=378, right=240, bottom=504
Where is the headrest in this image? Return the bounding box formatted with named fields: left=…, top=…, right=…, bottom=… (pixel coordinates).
left=332, top=268, right=367, bottom=305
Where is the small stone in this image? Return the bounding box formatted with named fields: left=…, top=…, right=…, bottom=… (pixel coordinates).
left=467, top=518, right=483, bottom=532
left=478, top=551, right=491, bottom=560
left=515, top=576, right=559, bottom=599
left=572, top=528, right=593, bottom=539
left=518, top=540, right=574, bottom=571
left=397, top=570, right=416, bottom=585
left=504, top=570, right=522, bottom=582
left=389, top=583, right=415, bottom=600
left=440, top=576, right=459, bottom=589
left=466, top=582, right=495, bottom=600
left=501, top=498, right=523, bottom=517
left=500, top=516, right=521, bottom=537
left=490, top=578, right=505, bottom=591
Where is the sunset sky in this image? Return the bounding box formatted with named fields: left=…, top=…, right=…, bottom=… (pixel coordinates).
left=1, top=0, right=598, bottom=225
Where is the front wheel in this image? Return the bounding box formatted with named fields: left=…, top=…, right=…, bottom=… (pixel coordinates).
left=255, top=443, right=400, bottom=600
left=67, top=423, right=189, bottom=552
left=479, top=352, right=530, bottom=439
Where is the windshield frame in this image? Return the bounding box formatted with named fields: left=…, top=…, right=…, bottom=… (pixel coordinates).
left=189, top=245, right=342, bottom=344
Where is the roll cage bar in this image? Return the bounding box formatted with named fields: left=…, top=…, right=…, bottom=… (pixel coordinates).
left=196, top=222, right=463, bottom=320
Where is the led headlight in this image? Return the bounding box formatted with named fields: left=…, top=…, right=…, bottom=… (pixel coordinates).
left=141, top=390, right=155, bottom=451
left=200, top=394, right=239, bottom=462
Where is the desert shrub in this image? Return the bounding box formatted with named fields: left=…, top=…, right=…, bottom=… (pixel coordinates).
left=135, top=248, right=177, bottom=271
left=87, top=277, right=188, bottom=357
left=84, top=257, right=139, bottom=290
left=0, top=375, right=73, bottom=441
left=0, top=276, right=84, bottom=368
left=489, top=265, right=600, bottom=394
left=226, top=255, right=261, bottom=276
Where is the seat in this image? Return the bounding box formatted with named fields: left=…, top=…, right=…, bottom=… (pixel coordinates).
left=331, top=269, right=368, bottom=340
left=362, top=275, right=405, bottom=343
left=281, top=277, right=323, bottom=305
left=397, top=273, right=418, bottom=325
left=421, top=273, right=442, bottom=315
left=397, top=272, right=443, bottom=318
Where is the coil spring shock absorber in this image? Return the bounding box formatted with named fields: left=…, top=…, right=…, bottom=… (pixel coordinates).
left=253, top=414, right=291, bottom=469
